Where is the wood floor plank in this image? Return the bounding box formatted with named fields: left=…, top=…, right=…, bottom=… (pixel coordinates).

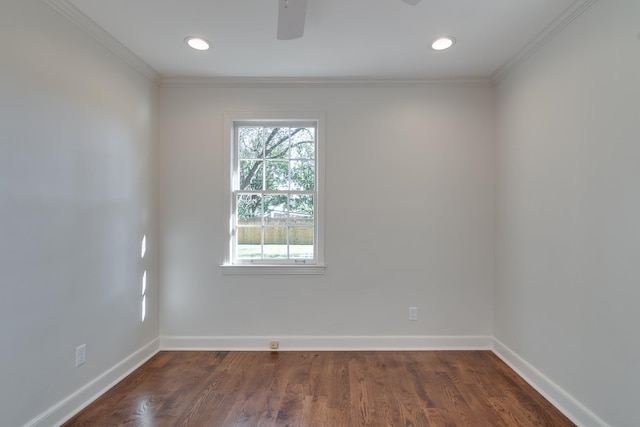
left=63, top=351, right=575, bottom=427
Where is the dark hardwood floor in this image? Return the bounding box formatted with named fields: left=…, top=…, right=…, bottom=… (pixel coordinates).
left=63, top=350, right=575, bottom=426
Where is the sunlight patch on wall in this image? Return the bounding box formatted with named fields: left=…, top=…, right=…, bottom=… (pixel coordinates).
left=141, top=235, right=146, bottom=259
left=141, top=235, right=147, bottom=322
left=142, top=270, right=147, bottom=295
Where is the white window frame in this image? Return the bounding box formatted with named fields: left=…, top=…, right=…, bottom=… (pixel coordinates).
left=221, top=112, right=326, bottom=274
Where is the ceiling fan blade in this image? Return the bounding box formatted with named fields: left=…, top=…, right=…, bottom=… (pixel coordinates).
left=401, top=0, right=422, bottom=5
left=277, top=0, right=308, bottom=40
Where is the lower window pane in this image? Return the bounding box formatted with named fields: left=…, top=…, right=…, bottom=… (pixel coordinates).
left=289, top=227, right=314, bottom=259
left=264, top=226, right=288, bottom=259
left=237, top=194, right=262, bottom=226
left=289, top=195, right=314, bottom=226
left=264, top=194, right=288, bottom=224
left=237, top=227, right=261, bottom=259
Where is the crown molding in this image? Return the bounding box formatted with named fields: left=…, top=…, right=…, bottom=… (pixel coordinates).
left=160, top=76, right=493, bottom=89
left=492, top=0, right=599, bottom=82
left=43, top=0, right=162, bottom=85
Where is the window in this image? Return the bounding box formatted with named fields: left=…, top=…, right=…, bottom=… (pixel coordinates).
left=222, top=113, right=325, bottom=274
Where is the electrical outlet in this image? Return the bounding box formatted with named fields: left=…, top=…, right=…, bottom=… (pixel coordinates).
left=270, top=340, right=279, bottom=350
left=75, top=344, right=86, bottom=367
left=409, top=307, right=418, bottom=321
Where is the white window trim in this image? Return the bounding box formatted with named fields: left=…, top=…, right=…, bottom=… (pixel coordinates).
left=221, top=112, right=326, bottom=275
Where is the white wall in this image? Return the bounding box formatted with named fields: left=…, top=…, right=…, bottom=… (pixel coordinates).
left=0, top=1, right=159, bottom=426
left=158, top=84, right=495, bottom=344
left=495, top=1, right=640, bottom=426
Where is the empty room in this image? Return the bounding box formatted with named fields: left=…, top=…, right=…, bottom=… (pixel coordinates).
left=1, top=0, right=638, bottom=426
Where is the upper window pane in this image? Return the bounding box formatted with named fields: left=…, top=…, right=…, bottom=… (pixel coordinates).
left=290, top=128, right=315, bottom=159
left=238, top=127, right=265, bottom=159
left=239, top=160, right=263, bottom=190
left=290, top=160, right=315, bottom=191
left=265, top=160, right=289, bottom=191
left=265, top=128, right=291, bottom=159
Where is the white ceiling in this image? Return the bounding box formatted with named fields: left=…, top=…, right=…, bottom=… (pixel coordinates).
left=65, top=0, right=582, bottom=80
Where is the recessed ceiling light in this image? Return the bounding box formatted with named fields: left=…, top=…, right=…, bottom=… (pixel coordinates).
left=431, top=36, right=455, bottom=51
left=185, top=36, right=211, bottom=51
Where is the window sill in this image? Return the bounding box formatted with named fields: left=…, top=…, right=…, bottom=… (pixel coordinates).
left=220, top=264, right=327, bottom=275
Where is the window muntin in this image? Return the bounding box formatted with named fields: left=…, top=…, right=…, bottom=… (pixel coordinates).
left=232, top=122, right=318, bottom=264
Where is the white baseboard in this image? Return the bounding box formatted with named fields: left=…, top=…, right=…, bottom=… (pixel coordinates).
left=491, top=338, right=609, bottom=427
left=159, top=335, right=493, bottom=351
left=25, top=338, right=160, bottom=427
